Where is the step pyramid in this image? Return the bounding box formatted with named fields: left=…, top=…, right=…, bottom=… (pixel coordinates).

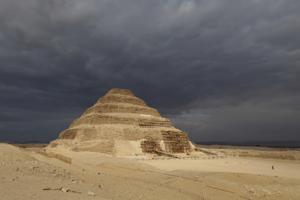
left=48, top=88, right=193, bottom=156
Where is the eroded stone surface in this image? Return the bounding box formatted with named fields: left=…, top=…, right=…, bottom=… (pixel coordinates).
left=48, top=88, right=192, bottom=156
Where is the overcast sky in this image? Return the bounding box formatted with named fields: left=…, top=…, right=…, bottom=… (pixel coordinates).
left=0, top=0, right=299, bottom=143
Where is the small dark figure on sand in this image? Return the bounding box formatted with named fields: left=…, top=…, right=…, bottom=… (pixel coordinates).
left=272, top=165, right=274, bottom=170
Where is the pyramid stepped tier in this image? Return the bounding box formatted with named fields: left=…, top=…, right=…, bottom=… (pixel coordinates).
left=83, top=103, right=161, bottom=117
left=59, top=125, right=178, bottom=141
left=98, top=93, right=147, bottom=106
left=68, top=113, right=172, bottom=128
left=47, top=88, right=193, bottom=156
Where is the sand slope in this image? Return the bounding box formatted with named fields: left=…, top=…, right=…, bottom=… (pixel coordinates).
left=1, top=143, right=300, bottom=200
left=143, top=157, right=300, bottom=179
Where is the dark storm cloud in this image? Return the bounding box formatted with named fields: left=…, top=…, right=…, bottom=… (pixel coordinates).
left=0, top=0, right=299, bottom=142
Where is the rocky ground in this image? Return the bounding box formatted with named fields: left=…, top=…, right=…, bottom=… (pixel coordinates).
left=1, top=143, right=300, bottom=200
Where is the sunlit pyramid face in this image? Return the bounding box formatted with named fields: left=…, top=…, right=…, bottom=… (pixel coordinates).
left=48, top=88, right=193, bottom=156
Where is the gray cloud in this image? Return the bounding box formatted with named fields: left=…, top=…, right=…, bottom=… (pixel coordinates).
left=0, top=0, right=299, bottom=143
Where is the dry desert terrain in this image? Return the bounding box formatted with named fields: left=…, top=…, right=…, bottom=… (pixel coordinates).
left=1, top=143, right=300, bottom=200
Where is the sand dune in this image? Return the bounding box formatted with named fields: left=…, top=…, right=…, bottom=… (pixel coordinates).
left=143, top=157, right=300, bottom=179
left=1, top=143, right=300, bottom=200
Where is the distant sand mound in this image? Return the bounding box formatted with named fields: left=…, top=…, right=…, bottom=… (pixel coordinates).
left=47, top=88, right=194, bottom=156
left=0, top=143, right=34, bottom=161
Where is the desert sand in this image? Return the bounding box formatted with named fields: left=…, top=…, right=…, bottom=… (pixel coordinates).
left=1, top=143, right=300, bottom=200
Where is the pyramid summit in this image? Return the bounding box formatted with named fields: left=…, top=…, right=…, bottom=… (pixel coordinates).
left=48, top=88, right=193, bottom=156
